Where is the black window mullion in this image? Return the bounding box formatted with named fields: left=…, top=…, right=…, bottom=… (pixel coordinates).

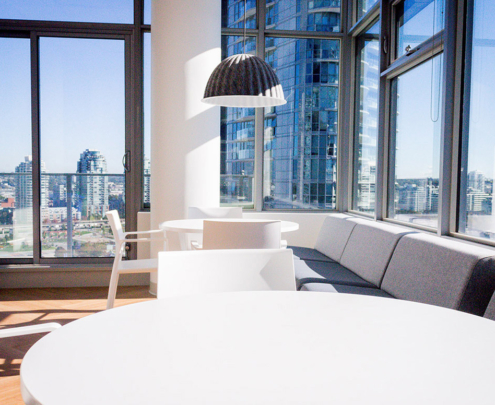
left=254, top=0, right=266, bottom=211
left=31, top=31, right=41, bottom=265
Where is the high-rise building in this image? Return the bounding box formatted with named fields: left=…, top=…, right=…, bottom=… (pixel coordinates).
left=15, top=156, right=49, bottom=210
left=76, top=149, right=109, bottom=218
left=468, top=170, right=485, bottom=193
left=144, top=157, right=151, bottom=204
left=222, top=1, right=341, bottom=209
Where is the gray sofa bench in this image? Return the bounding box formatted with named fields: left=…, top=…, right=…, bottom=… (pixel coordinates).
left=290, top=214, right=495, bottom=317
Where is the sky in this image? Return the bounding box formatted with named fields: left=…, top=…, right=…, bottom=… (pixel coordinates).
left=0, top=1, right=152, bottom=174
left=0, top=0, right=135, bottom=24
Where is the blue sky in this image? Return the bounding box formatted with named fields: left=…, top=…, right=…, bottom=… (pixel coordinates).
left=0, top=0, right=134, bottom=24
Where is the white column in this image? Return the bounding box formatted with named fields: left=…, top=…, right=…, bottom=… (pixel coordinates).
left=150, top=0, right=221, bottom=292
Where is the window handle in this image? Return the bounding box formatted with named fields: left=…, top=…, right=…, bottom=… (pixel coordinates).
left=122, top=150, right=131, bottom=172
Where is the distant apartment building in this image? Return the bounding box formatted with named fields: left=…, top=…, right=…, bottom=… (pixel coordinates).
left=15, top=156, right=49, bottom=210
left=76, top=149, right=109, bottom=218
left=397, top=178, right=438, bottom=213
left=468, top=170, right=485, bottom=193
left=41, top=206, right=81, bottom=223
left=144, top=157, right=150, bottom=204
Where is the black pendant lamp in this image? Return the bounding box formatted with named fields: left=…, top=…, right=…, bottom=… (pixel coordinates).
left=202, top=1, right=286, bottom=108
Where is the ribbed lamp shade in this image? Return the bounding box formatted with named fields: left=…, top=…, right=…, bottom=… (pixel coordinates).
left=202, top=54, right=286, bottom=107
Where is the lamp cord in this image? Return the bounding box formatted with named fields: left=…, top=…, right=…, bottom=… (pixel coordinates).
left=243, top=0, right=247, bottom=53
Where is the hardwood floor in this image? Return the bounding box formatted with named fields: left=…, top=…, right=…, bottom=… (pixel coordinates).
left=0, top=286, right=155, bottom=404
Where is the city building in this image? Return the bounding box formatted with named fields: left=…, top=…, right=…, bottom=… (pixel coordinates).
left=76, top=149, right=109, bottom=219
left=144, top=157, right=151, bottom=204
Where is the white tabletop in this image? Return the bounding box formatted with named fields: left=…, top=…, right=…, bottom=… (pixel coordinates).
left=21, top=292, right=495, bottom=405
left=160, top=218, right=299, bottom=233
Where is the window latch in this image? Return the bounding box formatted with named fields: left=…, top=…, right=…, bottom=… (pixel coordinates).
left=405, top=45, right=418, bottom=56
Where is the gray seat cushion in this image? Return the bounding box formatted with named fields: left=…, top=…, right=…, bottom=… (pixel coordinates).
left=294, top=259, right=375, bottom=289
left=339, top=220, right=414, bottom=287
left=313, top=214, right=360, bottom=262
left=288, top=246, right=334, bottom=263
left=300, top=282, right=395, bottom=299
left=381, top=233, right=495, bottom=314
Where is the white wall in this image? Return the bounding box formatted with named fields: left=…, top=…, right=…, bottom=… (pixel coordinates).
left=150, top=0, right=221, bottom=245
left=150, top=0, right=221, bottom=292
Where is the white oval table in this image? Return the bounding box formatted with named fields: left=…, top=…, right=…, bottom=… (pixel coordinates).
left=21, top=291, right=495, bottom=405
left=160, top=218, right=299, bottom=250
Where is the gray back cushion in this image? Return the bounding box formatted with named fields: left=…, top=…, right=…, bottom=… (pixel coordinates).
left=484, top=292, right=495, bottom=321
left=314, top=214, right=357, bottom=262
left=381, top=233, right=495, bottom=311
left=339, top=220, right=412, bottom=287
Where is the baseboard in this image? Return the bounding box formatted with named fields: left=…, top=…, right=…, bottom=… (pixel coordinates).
left=0, top=265, right=149, bottom=289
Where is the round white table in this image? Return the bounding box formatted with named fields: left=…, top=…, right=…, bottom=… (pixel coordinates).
left=160, top=218, right=299, bottom=233
left=160, top=218, right=299, bottom=250
left=21, top=292, right=495, bottom=405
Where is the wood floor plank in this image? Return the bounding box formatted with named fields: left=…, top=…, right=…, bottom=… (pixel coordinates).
left=0, top=286, right=155, bottom=404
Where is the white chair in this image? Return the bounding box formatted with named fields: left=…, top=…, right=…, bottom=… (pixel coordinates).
left=157, top=248, right=296, bottom=298
left=187, top=206, right=243, bottom=219
left=106, top=210, right=167, bottom=310
left=192, top=219, right=282, bottom=250
left=0, top=323, right=61, bottom=338
left=186, top=207, right=243, bottom=250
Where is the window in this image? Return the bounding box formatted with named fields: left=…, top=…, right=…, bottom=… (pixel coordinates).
left=388, top=55, right=443, bottom=229
left=0, top=1, right=150, bottom=264
left=0, top=38, right=32, bottom=258
left=221, top=0, right=341, bottom=211
left=264, top=38, right=339, bottom=209
left=356, top=0, right=379, bottom=21
left=352, top=21, right=380, bottom=214
left=39, top=37, right=126, bottom=258
left=222, top=0, right=257, bottom=29
left=395, top=0, right=445, bottom=59
left=458, top=0, right=495, bottom=241
left=269, top=0, right=341, bottom=32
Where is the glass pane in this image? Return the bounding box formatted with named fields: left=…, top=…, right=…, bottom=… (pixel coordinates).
left=388, top=54, right=443, bottom=228
left=144, top=33, right=151, bottom=207
left=264, top=38, right=339, bottom=210
left=396, top=0, right=445, bottom=58
left=220, top=36, right=257, bottom=209
left=39, top=37, right=125, bottom=258
left=0, top=38, right=33, bottom=258
left=267, top=0, right=341, bottom=32
left=0, top=0, right=133, bottom=24
left=458, top=0, right=495, bottom=240
left=144, top=0, right=151, bottom=25
left=352, top=21, right=380, bottom=214
left=222, top=0, right=256, bottom=29
left=357, top=0, right=379, bottom=21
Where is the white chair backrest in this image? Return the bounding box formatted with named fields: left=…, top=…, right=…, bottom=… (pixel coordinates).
left=106, top=210, right=125, bottom=244
left=188, top=206, right=243, bottom=219
left=203, top=220, right=282, bottom=250
left=157, top=249, right=296, bottom=298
